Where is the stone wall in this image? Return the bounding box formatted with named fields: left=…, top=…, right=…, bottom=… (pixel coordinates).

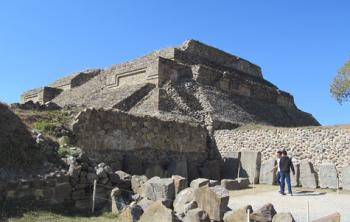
left=214, top=126, right=350, bottom=174
left=72, top=108, right=209, bottom=177
left=21, top=87, right=62, bottom=104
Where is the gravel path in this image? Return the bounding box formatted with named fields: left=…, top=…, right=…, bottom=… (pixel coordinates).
left=228, top=186, right=350, bottom=221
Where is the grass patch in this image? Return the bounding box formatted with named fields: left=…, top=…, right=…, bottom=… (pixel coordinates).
left=8, top=211, right=120, bottom=222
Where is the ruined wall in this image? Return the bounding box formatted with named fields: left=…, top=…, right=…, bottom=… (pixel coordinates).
left=214, top=126, right=350, bottom=173
left=72, top=108, right=209, bottom=176
left=21, top=87, right=62, bottom=104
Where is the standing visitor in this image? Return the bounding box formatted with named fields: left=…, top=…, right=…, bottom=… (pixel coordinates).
left=279, top=150, right=295, bottom=195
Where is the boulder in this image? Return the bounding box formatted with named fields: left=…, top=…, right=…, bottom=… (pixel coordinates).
left=139, top=201, right=179, bottom=222
left=190, top=178, right=209, bottom=188
left=173, top=187, right=195, bottom=217
left=311, top=212, right=341, bottom=222
left=341, top=165, right=350, bottom=191
left=172, top=175, right=188, bottom=195
left=319, top=163, right=338, bottom=189
left=259, top=159, right=277, bottom=185
left=142, top=177, right=175, bottom=208
left=236, top=177, right=250, bottom=189
left=239, top=151, right=261, bottom=184
left=137, top=197, right=155, bottom=212
left=221, top=179, right=239, bottom=190
left=119, top=203, right=144, bottom=222
left=194, top=185, right=229, bottom=221
left=251, top=203, right=276, bottom=222
left=300, top=161, right=318, bottom=189
left=223, top=205, right=253, bottom=222
left=111, top=187, right=128, bottom=214
left=209, top=180, right=220, bottom=187
left=223, top=151, right=241, bottom=179
left=131, top=175, right=148, bottom=195
left=168, top=158, right=188, bottom=178
left=272, top=212, right=296, bottom=222
left=183, top=208, right=210, bottom=222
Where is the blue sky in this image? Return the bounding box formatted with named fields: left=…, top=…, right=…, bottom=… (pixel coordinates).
left=0, top=0, right=349, bottom=125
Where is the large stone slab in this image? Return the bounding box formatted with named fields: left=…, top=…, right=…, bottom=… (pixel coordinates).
left=131, top=175, right=148, bottom=195
left=259, top=159, right=277, bottom=185
left=300, top=161, right=318, bottom=189
left=142, top=177, right=175, bottom=208
left=221, top=179, right=239, bottom=190
left=223, top=151, right=241, bottom=179
left=194, top=185, right=229, bottom=221
left=173, top=187, right=195, bottom=218
left=239, top=151, right=261, bottom=184
left=251, top=203, right=276, bottom=222
left=341, top=165, right=350, bottom=191
left=319, top=163, right=338, bottom=189
left=190, top=178, right=209, bottom=188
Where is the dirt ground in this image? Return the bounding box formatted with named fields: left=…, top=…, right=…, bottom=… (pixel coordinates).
left=228, top=184, right=350, bottom=221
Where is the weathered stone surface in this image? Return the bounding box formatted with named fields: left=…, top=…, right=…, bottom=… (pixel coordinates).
left=223, top=151, right=241, bottom=179
left=53, top=182, right=71, bottom=203
left=139, top=201, right=178, bottom=222
left=142, top=177, right=175, bottom=207
left=311, top=212, right=341, bottom=222
left=251, top=203, right=276, bottom=222
left=190, top=178, right=209, bottom=188
left=291, top=163, right=300, bottom=187
left=173, top=187, right=195, bottom=217
left=223, top=205, right=253, bottom=222
left=111, top=187, right=126, bottom=215
left=209, top=180, right=220, bottom=187
left=221, top=179, right=239, bottom=190
left=194, top=185, right=229, bottom=221
left=300, top=161, right=318, bottom=189
left=119, top=203, right=144, bottom=222
left=236, top=177, right=250, bottom=189
left=272, top=212, right=296, bottom=222
left=199, top=160, right=221, bottom=180
left=319, top=163, right=338, bottom=189
left=239, top=151, right=261, bottom=184
left=137, top=197, right=155, bottom=212
left=341, top=165, right=350, bottom=190
left=168, top=158, right=188, bottom=178
left=131, top=175, right=148, bottom=195
left=171, top=175, right=188, bottom=195
left=259, top=159, right=276, bottom=185
left=183, top=208, right=210, bottom=222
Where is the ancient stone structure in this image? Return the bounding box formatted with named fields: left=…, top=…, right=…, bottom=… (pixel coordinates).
left=214, top=126, right=350, bottom=184
left=21, top=39, right=319, bottom=128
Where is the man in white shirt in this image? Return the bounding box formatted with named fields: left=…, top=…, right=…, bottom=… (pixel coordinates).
left=272, top=150, right=282, bottom=185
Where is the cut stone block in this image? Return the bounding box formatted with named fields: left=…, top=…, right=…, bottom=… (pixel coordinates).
left=223, top=151, right=241, bottom=179
left=319, top=163, right=338, bottom=189
left=341, top=165, right=350, bottom=191
left=194, top=185, right=229, bottom=221
left=300, top=161, right=318, bottom=189
left=239, top=151, right=261, bottom=184
left=259, top=159, right=277, bottom=185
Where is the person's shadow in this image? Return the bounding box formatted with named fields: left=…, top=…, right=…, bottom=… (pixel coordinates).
left=292, top=190, right=326, bottom=196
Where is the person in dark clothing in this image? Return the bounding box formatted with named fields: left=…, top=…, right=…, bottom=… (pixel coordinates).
left=279, top=150, right=295, bottom=195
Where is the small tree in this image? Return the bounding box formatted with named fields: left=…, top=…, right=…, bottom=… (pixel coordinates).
left=330, top=59, right=350, bottom=104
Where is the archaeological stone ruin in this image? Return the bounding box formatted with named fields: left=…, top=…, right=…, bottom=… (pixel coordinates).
left=1, top=40, right=349, bottom=221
